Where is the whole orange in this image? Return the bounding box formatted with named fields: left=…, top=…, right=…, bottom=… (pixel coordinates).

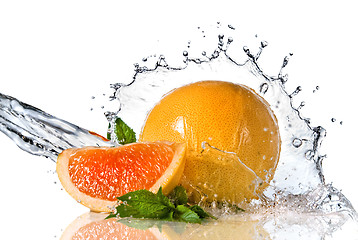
left=139, top=81, right=281, bottom=204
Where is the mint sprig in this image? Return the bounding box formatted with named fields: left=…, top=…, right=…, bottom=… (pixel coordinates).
left=106, top=186, right=217, bottom=223
left=107, top=117, right=136, bottom=144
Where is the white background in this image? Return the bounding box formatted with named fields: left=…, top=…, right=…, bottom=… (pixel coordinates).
left=1, top=1, right=358, bottom=239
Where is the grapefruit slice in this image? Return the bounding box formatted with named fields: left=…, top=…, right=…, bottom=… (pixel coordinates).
left=57, top=141, right=186, bottom=212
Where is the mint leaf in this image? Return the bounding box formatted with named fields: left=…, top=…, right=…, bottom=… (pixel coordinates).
left=112, top=189, right=174, bottom=219
left=189, top=205, right=217, bottom=220
left=107, top=117, right=136, bottom=144
left=107, top=186, right=218, bottom=224
left=168, top=185, right=188, bottom=206
left=175, top=205, right=201, bottom=223
left=156, top=187, right=175, bottom=209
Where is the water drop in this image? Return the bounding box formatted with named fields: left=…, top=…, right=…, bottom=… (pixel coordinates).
left=331, top=118, right=336, bottom=122
left=228, top=24, right=235, bottom=30
left=260, top=83, right=269, bottom=94
left=305, top=150, right=314, bottom=160
left=282, top=56, right=290, bottom=68
left=290, top=86, right=302, bottom=97
left=211, top=50, right=220, bottom=58
left=261, top=41, right=268, bottom=48
left=292, top=138, right=303, bottom=148
left=243, top=46, right=254, bottom=58
left=298, top=101, right=305, bottom=110
left=313, top=85, right=320, bottom=93
left=227, top=37, right=233, bottom=44
left=183, top=51, right=188, bottom=57
left=218, top=34, right=225, bottom=48
left=202, top=51, right=207, bottom=56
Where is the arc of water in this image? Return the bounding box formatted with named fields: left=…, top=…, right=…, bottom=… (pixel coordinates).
left=0, top=93, right=114, bottom=161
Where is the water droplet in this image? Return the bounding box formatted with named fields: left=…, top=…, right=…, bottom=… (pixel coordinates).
left=292, top=138, right=303, bottom=148
left=305, top=150, right=314, bottom=160
left=91, top=96, right=95, bottom=99
left=290, top=86, right=302, bottom=97
left=228, top=24, right=235, bottom=30
left=260, top=83, right=269, bottom=94
left=211, top=50, right=220, bottom=58
left=218, top=34, right=225, bottom=48
left=282, top=56, right=290, bottom=68
left=183, top=51, right=188, bottom=57
left=202, top=51, right=207, bottom=56
left=243, top=46, right=254, bottom=58
left=331, top=118, right=336, bottom=122
left=261, top=41, right=268, bottom=48
left=298, top=101, right=305, bottom=110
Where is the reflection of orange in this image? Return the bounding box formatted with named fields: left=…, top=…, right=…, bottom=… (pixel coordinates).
left=140, top=81, right=281, bottom=204
left=57, top=141, right=186, bottom=212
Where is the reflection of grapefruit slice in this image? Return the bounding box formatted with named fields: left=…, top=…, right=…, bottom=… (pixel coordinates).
left=57, top=141, right=186, bottom=212
left=60, top=212, right=169, bottom=240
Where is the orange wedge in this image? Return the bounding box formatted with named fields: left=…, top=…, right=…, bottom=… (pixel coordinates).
left=56, top=141, right=186, bottom=212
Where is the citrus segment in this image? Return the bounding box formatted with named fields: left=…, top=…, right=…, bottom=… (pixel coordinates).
left=139, top=80, right=281, bottom=204
left=57, top=141, right=186, bottom=212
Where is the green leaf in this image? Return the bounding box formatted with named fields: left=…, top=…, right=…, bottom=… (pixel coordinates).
left=107, top=186, right=219, bottom=224
left=175, top=205, right=201, bottom=223
left=168, top=185, right=188, bottom=206
left=107, top=117, right=136, bottom=144
left=115, top=189, right=173, bottom=219
left=157, top=187, right=175, bottom=209
left=189, top=205, right=217, bottom=220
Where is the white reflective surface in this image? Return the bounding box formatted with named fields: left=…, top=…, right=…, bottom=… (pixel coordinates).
left=1, top=1, right=358, bottom=239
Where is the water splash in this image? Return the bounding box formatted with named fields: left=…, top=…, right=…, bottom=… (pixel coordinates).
left=0, top=93, right=114, bottom=161
left=107, top=24, right=356, bottom=218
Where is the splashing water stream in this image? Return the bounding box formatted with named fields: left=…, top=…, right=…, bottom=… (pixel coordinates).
left=1, top=24, right=357, bottom=238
